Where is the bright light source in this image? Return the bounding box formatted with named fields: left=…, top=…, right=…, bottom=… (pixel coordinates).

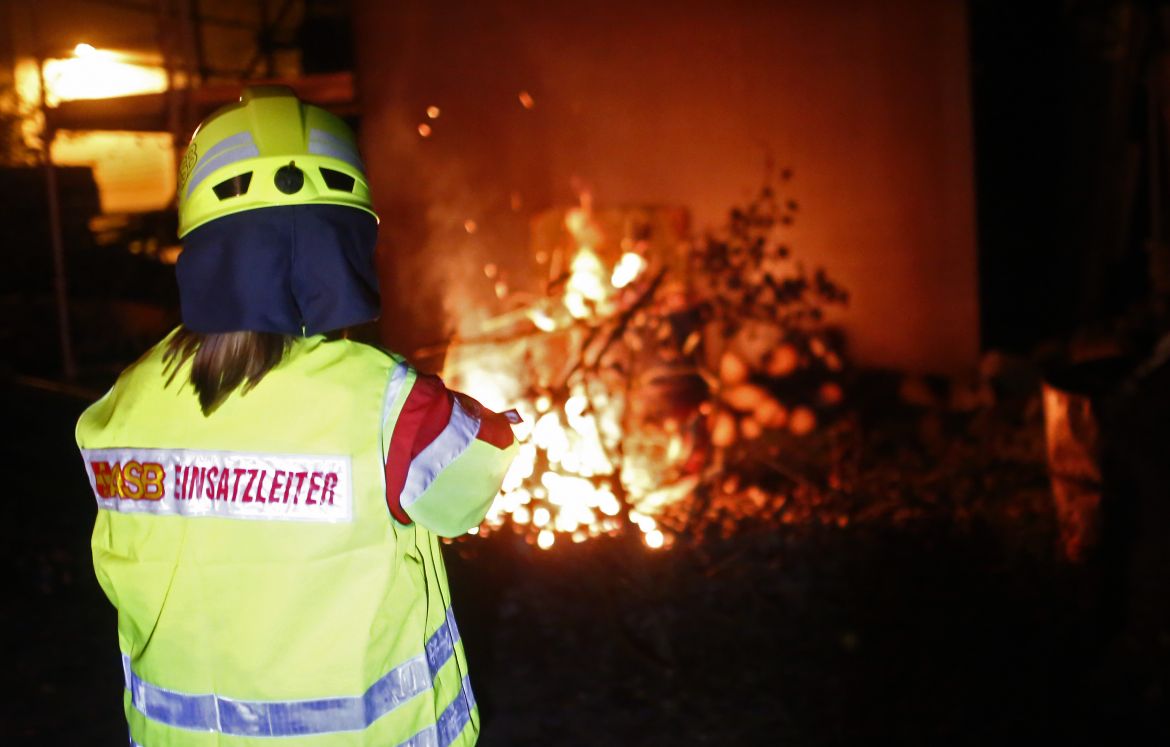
left=611, top=252, right=647, bottom=288
left=518, top=90, right=535, bottom=109
left=426, top=105, right=440, bottom=119
left=417, top=123, right=432, bottom=138
left=41, top=51, right=167, bottom=105
left=529, top=309, right=557, bottom=332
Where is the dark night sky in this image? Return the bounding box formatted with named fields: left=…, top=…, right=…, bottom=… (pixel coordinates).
left=971, top=0, right=1162, bottom=352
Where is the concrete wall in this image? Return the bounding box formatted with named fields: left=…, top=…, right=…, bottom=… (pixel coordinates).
left=355, top=0, right=979, bottom=373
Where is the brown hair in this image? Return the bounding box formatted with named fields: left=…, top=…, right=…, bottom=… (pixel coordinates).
left=164, top=328, right=292, bottom=415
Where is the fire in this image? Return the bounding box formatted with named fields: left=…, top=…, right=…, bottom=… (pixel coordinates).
left=476, top=379, right=634, bottom=544
left=611, top=252, right=647, bottom=289
left=445, top=193, right=684, bottom=550
left=562, top=193, right=614, bottom=319
left=441, top=179, right=851, bottom=552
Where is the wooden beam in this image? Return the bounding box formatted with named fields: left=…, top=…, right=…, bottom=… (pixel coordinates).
left=81, top=0, right=258, bottom=30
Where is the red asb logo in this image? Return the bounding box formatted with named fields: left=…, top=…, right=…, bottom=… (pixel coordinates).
left=91, top=460, right=166, bottom=501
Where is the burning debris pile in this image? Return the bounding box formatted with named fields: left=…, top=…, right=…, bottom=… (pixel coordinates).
left=442, top=174, right=856, bottom=550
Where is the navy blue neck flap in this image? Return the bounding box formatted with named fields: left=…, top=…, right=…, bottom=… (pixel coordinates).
left=177, top=204, right=380, bottom=336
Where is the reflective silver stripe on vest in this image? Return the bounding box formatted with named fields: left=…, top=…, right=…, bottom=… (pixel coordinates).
left=122, top=607, right=469, bottom=738
left=397, top=676, right=476, bottom=747
left=308, top=128, right=365, bottom=172
left=185, top=131, right=260, bottom=197
left=400, top=396, right=481, bottom=510
left=381, top=361, right=410, bottom=446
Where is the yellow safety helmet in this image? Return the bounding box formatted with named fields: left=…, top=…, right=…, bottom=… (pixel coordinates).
left=177, top=86, right=377, bottom=238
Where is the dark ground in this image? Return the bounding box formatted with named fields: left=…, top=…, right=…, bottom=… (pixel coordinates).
left=3, top=378, right=1168, bottom=746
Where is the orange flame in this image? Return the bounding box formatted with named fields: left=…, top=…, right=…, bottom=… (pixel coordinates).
left=445, top=195, right=687, bottom=550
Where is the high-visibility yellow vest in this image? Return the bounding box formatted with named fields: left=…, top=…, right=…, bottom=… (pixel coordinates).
left=76, top=331, right=514, bottom=747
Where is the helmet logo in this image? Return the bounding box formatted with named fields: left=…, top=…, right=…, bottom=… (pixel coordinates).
left=178, top=143, right=198, bottom=192
left=274, top=162, right=305, bottom=195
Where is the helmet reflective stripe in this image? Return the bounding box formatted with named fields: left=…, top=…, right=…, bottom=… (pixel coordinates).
left=185, top=131, right=259, bottom=198
left=309, top=128, right=365, bottom=171
left=120, top=607, right=470, bottom=738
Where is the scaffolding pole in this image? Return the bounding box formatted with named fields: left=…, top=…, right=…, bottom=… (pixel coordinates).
left=32, top=16, right=77, bottom=381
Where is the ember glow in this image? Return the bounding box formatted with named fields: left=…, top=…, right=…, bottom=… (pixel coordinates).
left=477, top=377, right=635, bottom=544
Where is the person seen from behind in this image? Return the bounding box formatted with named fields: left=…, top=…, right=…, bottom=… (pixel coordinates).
left=75, top=86, right=518, bottom=747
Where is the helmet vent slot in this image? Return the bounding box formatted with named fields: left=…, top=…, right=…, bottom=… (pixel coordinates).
left=319, top=167, right=356, bottom=193
left=212, top=172, right=253, bottom=200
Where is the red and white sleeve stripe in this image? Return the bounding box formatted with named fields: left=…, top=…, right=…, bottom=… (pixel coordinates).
left=384, top=373, right=516, bottom=524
